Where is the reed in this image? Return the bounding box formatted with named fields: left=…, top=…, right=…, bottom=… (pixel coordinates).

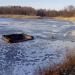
left=36, top=49, right=75, bottom=75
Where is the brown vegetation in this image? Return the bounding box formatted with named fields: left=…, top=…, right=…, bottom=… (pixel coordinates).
left=36, top=57, right=75, bottom=75
left=0, top=5, right=75, bottom=18
left=36, top=49, right=75, bottom=75
left=0, top=15, right=41, bottom=19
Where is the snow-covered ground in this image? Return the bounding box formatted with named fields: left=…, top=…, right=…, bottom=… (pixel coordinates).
left=0, top=18, right=75, bottom=75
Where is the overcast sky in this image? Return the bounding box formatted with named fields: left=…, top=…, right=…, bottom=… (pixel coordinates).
left=0, top=0, right=75, bottom=10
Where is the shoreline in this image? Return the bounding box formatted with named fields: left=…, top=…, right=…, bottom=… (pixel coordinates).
left=0, top=15, right=42, bottom=19
left=54, top=17, right=75, bottom=22
left=0, top=15, right=75, bottom=22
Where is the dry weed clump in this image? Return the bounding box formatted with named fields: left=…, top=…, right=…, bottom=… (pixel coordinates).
left=35, top=49, right=75, bottom=75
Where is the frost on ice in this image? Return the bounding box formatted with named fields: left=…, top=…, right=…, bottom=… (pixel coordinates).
left=0, top=18, right=75, bottom=75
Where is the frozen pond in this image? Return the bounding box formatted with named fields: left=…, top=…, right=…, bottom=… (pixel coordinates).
left=0, top=18, right=75, bottom=75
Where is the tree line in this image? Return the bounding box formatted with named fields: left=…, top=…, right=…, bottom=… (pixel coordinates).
left=0, top=5, right=75, bottom=17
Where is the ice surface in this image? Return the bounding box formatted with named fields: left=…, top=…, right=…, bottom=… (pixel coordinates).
left=0, top=18, right=75, bottom=75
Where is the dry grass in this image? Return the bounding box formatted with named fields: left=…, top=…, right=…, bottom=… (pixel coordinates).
left=55, top=16, right=75, bottom=22
left=0, top=15, right=42, bottom=19
left=34, top=66, right=60, bottom=75
left=36, top=49, right=75, bottom=75
left=59, top=54, right=75, bottom=74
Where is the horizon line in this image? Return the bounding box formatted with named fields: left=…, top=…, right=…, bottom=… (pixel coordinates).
left=0, top=5, right=73, bottom=10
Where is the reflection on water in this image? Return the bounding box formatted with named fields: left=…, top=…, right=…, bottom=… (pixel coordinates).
left=0, top=18, right=75, bottom=75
